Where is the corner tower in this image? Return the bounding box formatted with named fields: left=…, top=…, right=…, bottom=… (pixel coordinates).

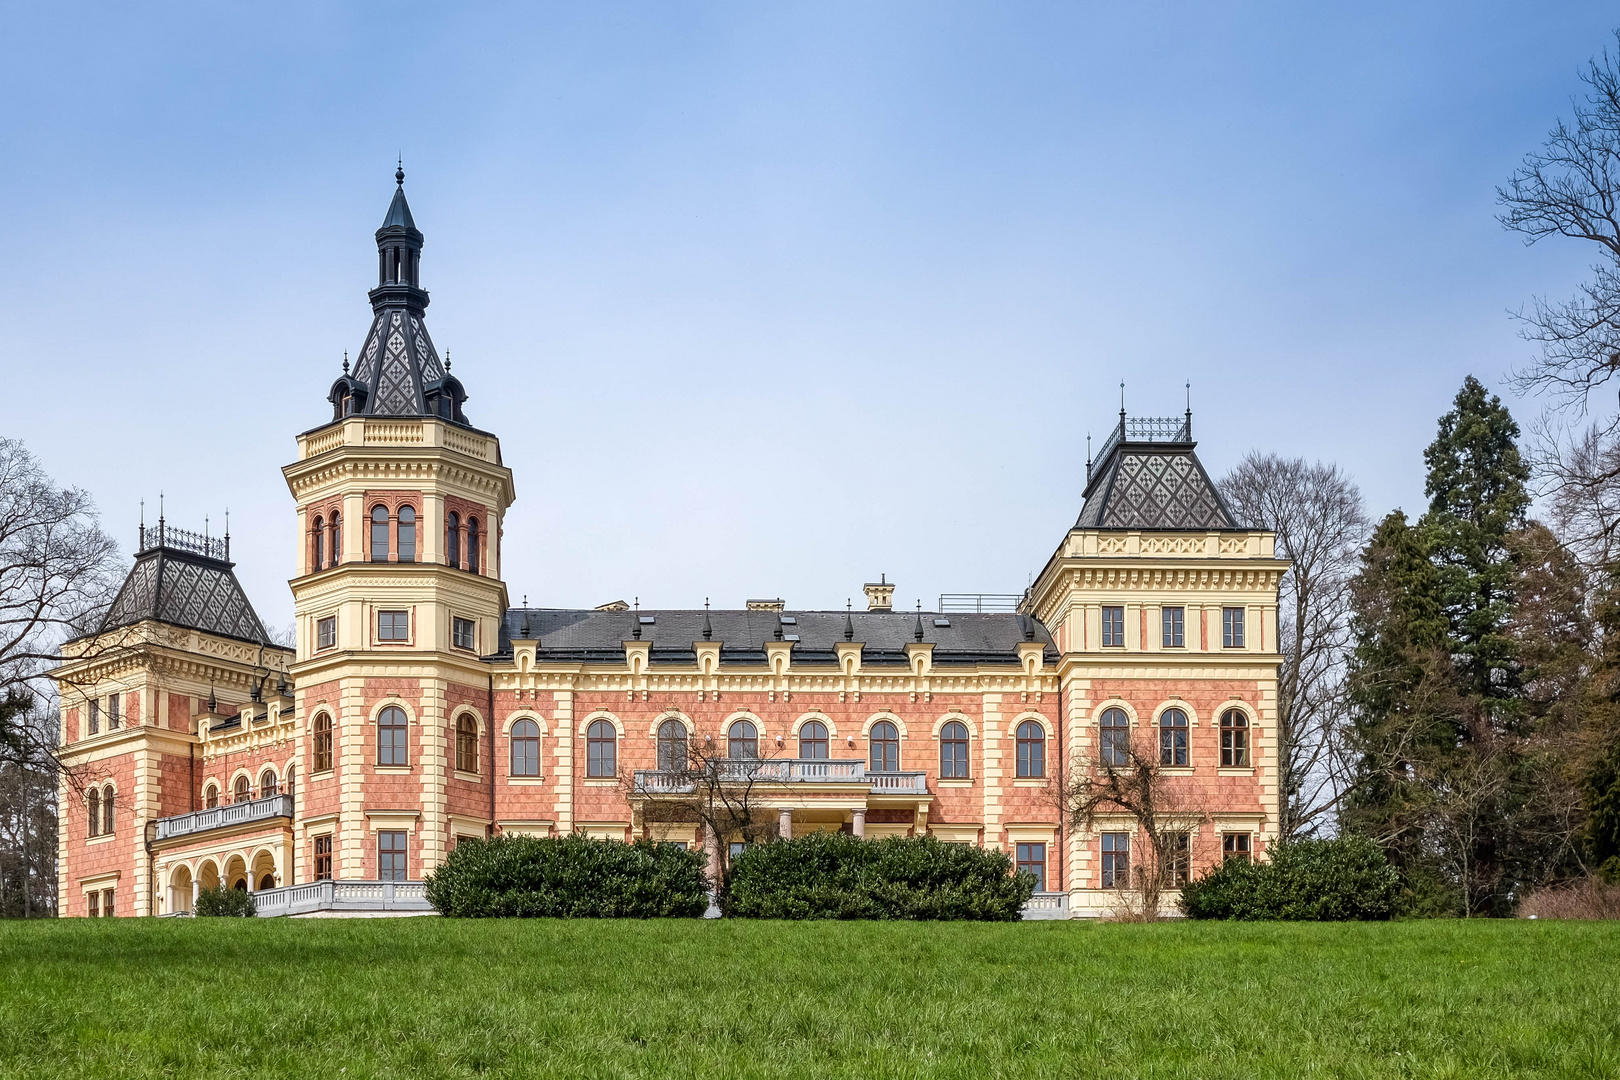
left=282, top=171, right=516, bottom=885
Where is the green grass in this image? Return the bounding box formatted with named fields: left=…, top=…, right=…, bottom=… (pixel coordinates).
left=0, top=919, right=1616, bottom=1079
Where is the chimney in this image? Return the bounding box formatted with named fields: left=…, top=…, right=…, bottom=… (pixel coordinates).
left=863, top=574, right=894, bottom=612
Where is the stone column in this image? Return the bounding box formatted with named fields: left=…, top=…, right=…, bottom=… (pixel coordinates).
left=778, top=807, right=792, bottom=840
left=852, top=808, right=865, bottom=838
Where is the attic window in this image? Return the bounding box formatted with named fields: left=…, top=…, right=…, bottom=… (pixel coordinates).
left=933, top=618, right=951, bottom=628
left=638, top=615, right=656, bottom=625
left=779, top=615, right=797, bottom=625
left=782, top=634, right=800, bottom=642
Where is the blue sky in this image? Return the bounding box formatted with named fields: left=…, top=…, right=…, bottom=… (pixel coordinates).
left=2, top=3, right=1614, bottom=630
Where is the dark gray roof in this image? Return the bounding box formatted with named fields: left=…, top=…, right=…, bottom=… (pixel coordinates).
left=1077, top=440, right=1237, bottom=531
left=99, top=544, right=270, bottom=646
left=496, top=608, right=1056, bottom=667
left=381, top=183, right=416, bottom=230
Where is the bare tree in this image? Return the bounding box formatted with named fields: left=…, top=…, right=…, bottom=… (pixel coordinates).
left=627, top=730, right=783, bottom=892
left=1063, top=740, right=1209, bottom=921
left=1220, top=452, right=1369, bottom=839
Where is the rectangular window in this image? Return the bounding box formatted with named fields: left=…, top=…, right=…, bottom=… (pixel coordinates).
left=1161, top=607, right=1184, bottom=648
left=1101, top=606, right=1125, bottom=648
left=1223, top=607, right=1246, bottom=648
left=378, top=830, right=408, bottom=881
left=88, top=699, right=100, bottom=735
left=1162, top=832, right=1191, bottom=886
left=377, top=610, right=409, bottom=642
left=1102, top=832, right=1131, bottom=889
left=1223, top=833, right=1251, bottom=863
left=108, top=694, right=121, bottom=728
left=317, top=616, right=337, bottom=651
left=102, top=888, right=115, bottom=917
left=728, top=841, right=746, bottom=862
left=1015, top=842, right=1047, bottom=891
left=314, top=835, right=333, bottom=881
left=87, top=891, right=99, bottom=917
left=452, top=617, right=475, bottom=651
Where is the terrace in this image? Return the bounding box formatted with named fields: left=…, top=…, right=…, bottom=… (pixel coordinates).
left=152, top=794, right=294, bottom=842
left=632, top=759, right=929, bottom=796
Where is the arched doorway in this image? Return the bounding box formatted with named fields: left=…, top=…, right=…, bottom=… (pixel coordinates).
left=169, top=864, right=194, bottom=914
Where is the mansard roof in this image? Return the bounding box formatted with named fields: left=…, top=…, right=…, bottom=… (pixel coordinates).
left=1076, top=412, right=1238, bottom=532
left=495, top=608, right=1056, bottom=667
left=98, top=524, right=270, bottom=645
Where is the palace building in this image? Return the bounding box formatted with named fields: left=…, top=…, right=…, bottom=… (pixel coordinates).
left=53, top=172, right=1285, bottom=919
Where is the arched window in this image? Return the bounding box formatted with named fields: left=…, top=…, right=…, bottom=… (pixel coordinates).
left=370, top=505, right=390, bottom=561
left=1221, top=709, right=1249, bottom=767
left=378, top=706, right=409, bottom=767
left=1159, top=708, right=1189, bottom=767
left=313, top=713, right=333, bottom=773
left=657, top=718, right=687, bottom=771
left=103, top=786, right=115, bottom=834
left=203, top=783, right=219, bottom=809
left=940, top=720, right=970, bottom=779
left=456, top=714, right=478, bottom=773
left=728, top=719, right=758, bottom=759
left=260, top=769, right=279, bottom=797
left=1016, top=720, right=1046, bottom=778
left=312, top=516, right=325, bottom=570
left=1099, top=707, right=1130, bottom=767
left=234, top=775, right=251, bottom=803
left=86, top=788, right=100, bottom=837
left=467, top=518, right=480, bottom=574
left=798, top=720, right=828, bottom=760
left=397, top=505, right=416, bottom=563
left=511, top=718, right=540, bottom=776
left=869, top=720, right=900, bottom=772
left=330, top=512, right=341, bottom=565
left=285, top=765, right=296, bottom=796
left=586, top=719, right=616, bottom=777
left=446, top=511, right=461, bottom=569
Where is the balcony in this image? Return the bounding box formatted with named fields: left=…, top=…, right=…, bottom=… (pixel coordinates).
left=153, top=794, right=294, bottom=842
left=251, top=880, right=433, bottom=917
left=632, top=760, right=929, bottom=796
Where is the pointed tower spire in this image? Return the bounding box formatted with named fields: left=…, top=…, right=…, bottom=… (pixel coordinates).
left=328, top=166, right=467, bottom=424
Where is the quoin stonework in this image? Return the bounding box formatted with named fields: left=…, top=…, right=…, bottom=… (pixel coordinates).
left=52, top=172, right=1286, bottom=919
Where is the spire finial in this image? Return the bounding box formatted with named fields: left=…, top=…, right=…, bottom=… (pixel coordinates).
left=914, top=601, right=925, bottom=642
left=342, top=350, right=349, bottom=375
left=444, top=349, right=451, bottom=372
left=632, top=597, right=642, bottom=640
left=1119, top=380, right=1126, bottom=421
left=396, top=156, right=404, bottom=186
left=844, top=600, right=854, bottom=642
left=702, top=599, right=713, bottom=641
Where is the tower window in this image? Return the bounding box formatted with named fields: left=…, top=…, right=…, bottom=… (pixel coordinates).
left=370, top=505, right=390, bottom=561
left=317, top=616, right=337, bottom=651
left=467, top=518, right=480, bottom=574
left=1102, top=606, right=1125, bottom=648
left=452, top=617, right=475, bottom=651
left=108, top=694, right=120, bottom=729
left=377, top=610, right=409, bottom=642
left=88, top=699, right=100, bottom=735
left=397, top=505, right=416, bottom=563
left=313, top=515, right=325, bottom=570
left=456, top=715, right=478, bottom=774
left=313, top=713, right=334, bottom=773
left=447, top=511, right=461, bottom=569
left=331, top=511, right=341, bottom=565
left=378, top=705, right=409, bottom=767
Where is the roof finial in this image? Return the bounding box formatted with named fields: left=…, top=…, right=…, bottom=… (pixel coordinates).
left=342, top=350, right=349, bottom=375
left=914, top=600, right=925, bottom=642
left=702, top=599, right=713, bottom=641
left=1119, top=380, right=1126, bottom=422
left=844, top=600, right=854, bottom=641
left=632, top=597, right=642, bottom=640
left=207, top=683, right=217, bottom=713
left=139, top=498, right=146, bottom=550
left=224, top=509, right=230, bottom=560
left=1185, top=380, right=1193, bottom=439
left=396, top=156, right=405, bottom=187
left=444, top=350, right=451, bottom=372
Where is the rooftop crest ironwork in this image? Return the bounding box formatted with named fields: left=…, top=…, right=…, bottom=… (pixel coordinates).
left=138, top=521, right=230, bottom=561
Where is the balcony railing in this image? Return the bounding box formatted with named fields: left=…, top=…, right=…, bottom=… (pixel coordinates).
left=633, top=760, right=928, bottom=795
left=251, top=880, right=432, bottom=917
left=1022, top=892, right=1071, bottom=920
left=153, top=794, right=294, bottom=841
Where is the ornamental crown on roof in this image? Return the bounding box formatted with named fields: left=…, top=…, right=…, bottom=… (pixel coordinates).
left=1076, top=406, right=1240, bottom=531
left=326, top=166, right=469, bottom=425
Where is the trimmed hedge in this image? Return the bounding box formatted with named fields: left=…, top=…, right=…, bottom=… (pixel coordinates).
left=1179, top=834, right=1400, bottom=920
left=424, top=833, right=709, bottom=918
left=195, top=885, right=257, bottom=917
left=725, top=832, right=1035, bottom=920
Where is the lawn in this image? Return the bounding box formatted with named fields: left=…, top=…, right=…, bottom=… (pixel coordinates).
left=0, top=919, right=1615, bottom=1079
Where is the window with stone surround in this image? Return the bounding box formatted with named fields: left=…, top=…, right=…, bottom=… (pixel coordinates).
left=377, top=610, right=409, bottom=642
left=378, top=830, right=408, bottom=881
left=88, top=698, right=99, bottom=735
left=86, top=788, right=99, bottom=837
left=1099, top=707, right=1130, bottom=767
left=1223, top=607, right=1246, bottom=648
left=313, top=713, right=334, bottom=773
left=869, top=720, right=900, bottom=772
left=1102, top=606, right=1125, bottom=648
left=102, top=785, right=114, bottom=834
left=1016, top=842, right=1047, bottom=890
left=317, top=616, right=336, bottom=651
left=1223, top=833, right=1251, bottom=863
left=456, top=715, right=478, bottom=773
left=1159, top=708, right=1189, bottom=767
left=586, top=719, right=616, bottom=777
left=728, top=719, right=758, bottom=759
left=940, top=721, right=969, bottom=778
left=798, top=719, right=829, bottom=760
left=1016, top=720, right=1045, bottom=778
left=452, top=616, right=475, bottom=651
left=1101, top=832, right=1130, bottom=888
left=370, top=505, right=390, bottom=561
left=378, top=706, right=409, bottom=767
left=314, top=835, right=332, bottom=880
left=397, top=505, right=416, bottom=563
left=1221, top=709, right=1249, bottom=767
left=513, top=719, right=541, bottom=776
left=1162, top=832, right=1191, bottom=886
left=204, top=783, right=219, bottom=808
left=1161, top=606, right=1185, bottom=648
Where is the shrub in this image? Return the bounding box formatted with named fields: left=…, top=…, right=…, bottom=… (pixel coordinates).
left=1179, top=834, right=1399, bottom=921
left=725, top=832, right=1035, bottom=920
left=1518, top=879, right=1620, bottom=920
left=424, top=833, right=709, bottom=918
left=195, top=885, right=257, bottom=917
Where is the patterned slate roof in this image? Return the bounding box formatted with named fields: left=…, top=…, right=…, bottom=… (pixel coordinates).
left=496, top=608, right=1056, bottom=667
left=99, top=545, right=270, bottom=645
left=350, top=307, right=449, bottom=416
left=1077, top=443, right=1237, bottom=531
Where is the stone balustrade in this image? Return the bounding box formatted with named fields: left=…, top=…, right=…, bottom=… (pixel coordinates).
left=632, top=759, right=928, bottom=795
left=251, top=880, right=433, bottom=917
left=153, top=794, right=294, bottom=841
